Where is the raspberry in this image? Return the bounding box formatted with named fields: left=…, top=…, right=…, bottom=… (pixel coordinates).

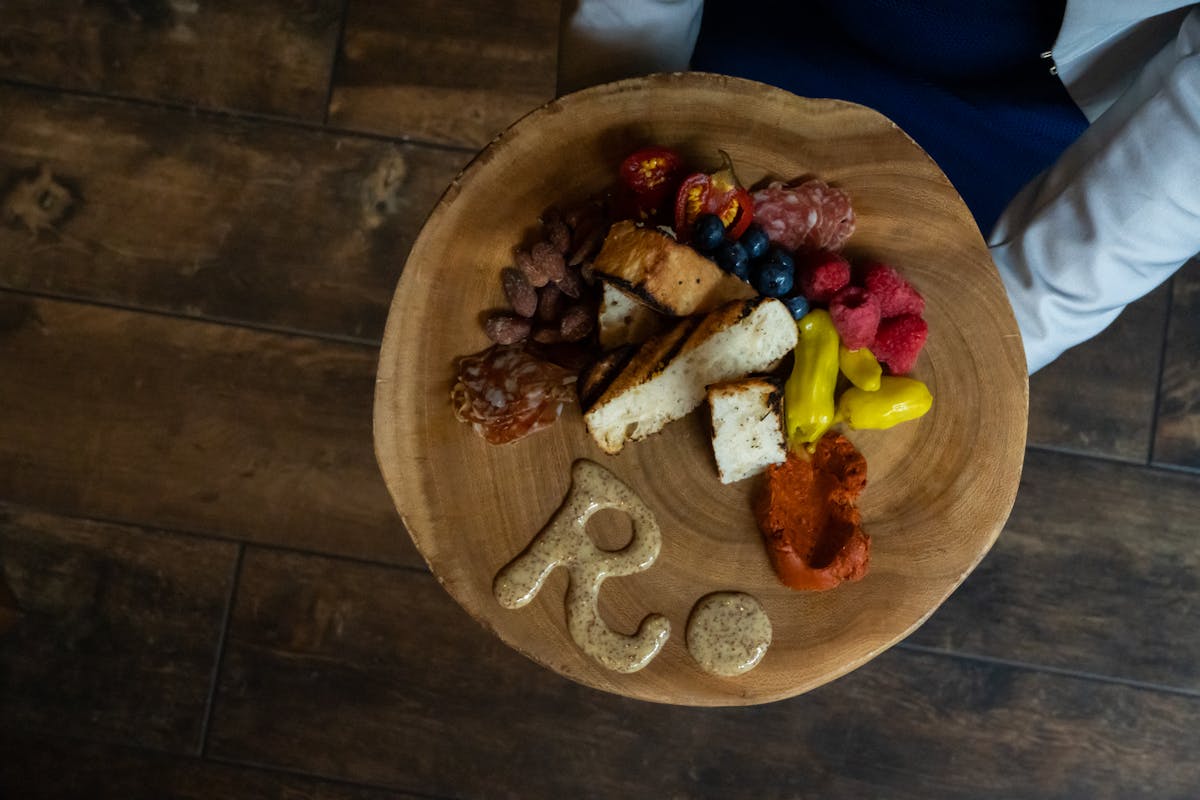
left=864, top=263, right=925, bottom=318
left=829, top=286, right=881, bottom=350
left=871, top=314, right=928, bottom=374
left=798, top=250, right=851, bottom=304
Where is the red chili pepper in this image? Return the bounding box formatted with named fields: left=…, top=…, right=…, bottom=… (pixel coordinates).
left=673, top=151, right=754, bottom=242
left=617, top=146, right=684, bottom=221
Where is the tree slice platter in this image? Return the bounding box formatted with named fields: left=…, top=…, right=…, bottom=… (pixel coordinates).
left=374, top=73, right=1027, bottom=706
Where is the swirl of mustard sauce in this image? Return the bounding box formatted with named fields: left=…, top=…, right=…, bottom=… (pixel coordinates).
left=493, top=460, right=670, bottom=673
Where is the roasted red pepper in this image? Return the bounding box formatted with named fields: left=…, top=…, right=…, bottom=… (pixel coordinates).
left=617, top=146, right=684, bottom=220
left=673, top=151, right=754, bottom=242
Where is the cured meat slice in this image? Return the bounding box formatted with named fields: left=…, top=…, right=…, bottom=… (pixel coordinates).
left=750, top=179, right=856, bottom=252
left=452, top=345, right=577, bottom=444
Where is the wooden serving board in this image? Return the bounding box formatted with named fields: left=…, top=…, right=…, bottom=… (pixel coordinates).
left=374, top=73, right=1027, bottom=706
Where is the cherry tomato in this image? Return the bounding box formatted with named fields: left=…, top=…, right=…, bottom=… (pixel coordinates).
left=673, top=152, right=754, bottom=243
left=616, top=146, right=684, bottom=220
left=619, top=146, right=683, bottom=197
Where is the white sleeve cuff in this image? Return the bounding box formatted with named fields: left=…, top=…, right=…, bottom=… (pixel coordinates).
left=558, top=0, right=704, bottom=95
left=990, top=9, right=1200, bottom=373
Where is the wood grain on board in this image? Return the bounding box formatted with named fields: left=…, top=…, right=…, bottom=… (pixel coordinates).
left=1027, top=284, right=1170, bottom=462
left=0, top=294, right=413, bottom=565
left=0, top=84, right=467, bottom=341
left=0, top=732, right=414, bottom=800
left=0, top=0, right=343, bottom=120
left=207, top=547, right=1200, bottom=799
left=328, top=0, right=560, bottom=147
left=910, top=448, right=1200, bottom=689
left=1154, top=265, right=1200, bottom=470
left=0, top=505, right=236, bottom=753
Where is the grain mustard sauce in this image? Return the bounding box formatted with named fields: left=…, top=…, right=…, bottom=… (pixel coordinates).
left=686, top=592, right=772, bottom=676
left=493, top=459, right=670, bottom=673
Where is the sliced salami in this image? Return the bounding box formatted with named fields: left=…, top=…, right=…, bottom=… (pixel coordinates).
left=750, top=179, right=856, bottom=252
left=452, top=345, right=577, bottom=445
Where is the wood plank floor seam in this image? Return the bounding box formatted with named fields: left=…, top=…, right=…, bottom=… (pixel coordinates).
left=0, top=725, right=443, bottom=799
left=1025, top=440, right=1200, bottom=475
left=1147, top=275, right=1177, bottom=466
left=199, top=544, right=245, bottom=758
left=1146, top=459, right=1200, bottom=476
left=326, top=0, right=559, bottom=149
left=204, top=754, right=464, bottom=800
left=0, top=501, right=426, bottom=576
left=238, top=541, right=430, bottom=575
left=898, top=642, right=1200, bottom=700
left=1151, top=265, right=1200, bottom=469
left=322, top=0, right=353, bottom=128
left=0, top=76, right=481, bottom=156
left=0, top=286, right=386, bottom=350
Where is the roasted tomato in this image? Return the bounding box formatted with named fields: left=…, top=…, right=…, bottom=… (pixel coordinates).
left=617, top=146, right=684, bottom=220
left=673, top=151, right=754, bottom=243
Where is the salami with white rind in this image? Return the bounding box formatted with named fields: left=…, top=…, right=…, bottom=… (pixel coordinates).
left=751, top=179, right=856, bottom=252
left=452, top=345, right=577, bottom=444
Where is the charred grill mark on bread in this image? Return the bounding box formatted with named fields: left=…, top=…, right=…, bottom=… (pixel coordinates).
left=579, top=345, right=636, bottom=411
left=733, top=297, right=758, bottom=324
left=646, top=316, right=704, bottom=380
left=766, top=380, right=784, bottom=419
left=601, top=274, right=663, bottom=313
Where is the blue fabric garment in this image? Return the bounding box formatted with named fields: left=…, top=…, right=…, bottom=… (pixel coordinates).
left=691, top=0, right=1090, bottom=233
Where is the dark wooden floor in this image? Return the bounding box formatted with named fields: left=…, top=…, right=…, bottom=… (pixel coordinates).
left=1, top=3, right=1198, bottom=798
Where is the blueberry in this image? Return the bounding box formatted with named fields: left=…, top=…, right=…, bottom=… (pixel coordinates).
left=692, top=214, right=726, bottom=252
left=739, top=223, right=770, bottom=261
left=715, top=241, right=750, bottom=280
left=783, top=294, right=810, bottom=320
left=754, top=262, right=794, bottom=297
left=752, top=245, right=795, bottom=297
left=763, top=245, right=795, bottom=272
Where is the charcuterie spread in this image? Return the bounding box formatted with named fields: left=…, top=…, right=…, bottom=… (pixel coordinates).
left=453, top=145, right=936, bottom=675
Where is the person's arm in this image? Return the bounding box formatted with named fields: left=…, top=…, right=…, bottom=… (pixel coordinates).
left=989, top=8, right=1200, bottom=373
left=558, top=0, right=703, bottom=95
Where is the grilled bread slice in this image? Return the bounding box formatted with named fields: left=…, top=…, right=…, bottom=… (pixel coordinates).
left=584, top=297, right=798, bottom=454
left=591, top=220, right=755, bottom=316
left=597, top=280, right=665, bottom=349
left=577, top=344, right=636, bottom=410
left=707, top=377, right=787, bottom=484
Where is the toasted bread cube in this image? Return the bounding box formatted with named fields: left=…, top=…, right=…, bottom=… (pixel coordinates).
left=707, top=377, right=787, bottom=484
left=592, top=220, right=755, bottom=316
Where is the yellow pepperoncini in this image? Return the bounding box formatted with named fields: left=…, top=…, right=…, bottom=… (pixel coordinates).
left=785, top=309, right=841, bottom=449
left=836, top=376, right=933, bottom=430
left=838, top=345, right=882, bottom=392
